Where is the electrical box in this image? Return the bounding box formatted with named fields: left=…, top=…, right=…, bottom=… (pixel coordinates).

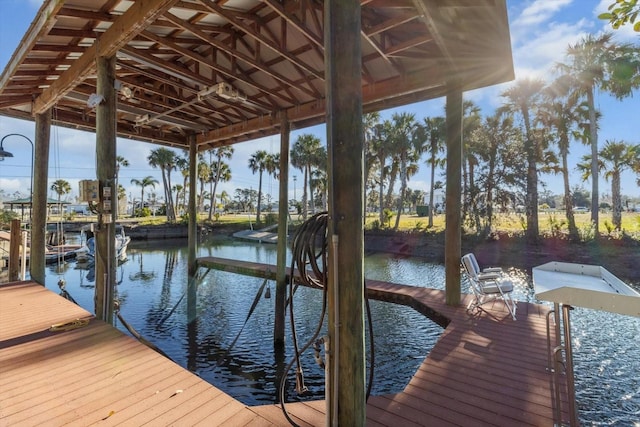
left=102, top=186, right=112, bottom=214
left=79, top=180, right=99, bottom=202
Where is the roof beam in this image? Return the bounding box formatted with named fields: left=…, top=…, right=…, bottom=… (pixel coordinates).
left=200, top=0, right=324, bottom=81
left=261, top=0, right=324, bottom=50
left=162, top=12, right=315, bottom=100
left=411, top=0, right=456, bottom=71
left=198, top=66, right=445, bottom=145
left=33, top=0, right=180, bottom=114
left=0, top=0, right=64, bottom=97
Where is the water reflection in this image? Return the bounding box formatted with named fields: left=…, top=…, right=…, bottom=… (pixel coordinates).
left=43, top=237, right=640, bottom=423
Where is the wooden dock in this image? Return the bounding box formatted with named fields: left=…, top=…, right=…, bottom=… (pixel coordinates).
left=232, top=224, right=279, bottom=244
left=1, top=261, right=569, bottom=426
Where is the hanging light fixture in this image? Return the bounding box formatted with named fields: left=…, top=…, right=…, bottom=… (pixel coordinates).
left=0, top=133, right=34, bottom=221
left=0, top=139, right=14, bottom=160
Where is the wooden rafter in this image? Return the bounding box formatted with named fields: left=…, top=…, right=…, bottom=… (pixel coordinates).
left=0, top=0, right=513, bottom=149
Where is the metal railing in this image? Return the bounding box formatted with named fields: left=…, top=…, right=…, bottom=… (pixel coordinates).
left=546, top=303, right=579, bottom=427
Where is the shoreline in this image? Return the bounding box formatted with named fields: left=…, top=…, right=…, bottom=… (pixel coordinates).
left=59, top=221, right=640, bottom=286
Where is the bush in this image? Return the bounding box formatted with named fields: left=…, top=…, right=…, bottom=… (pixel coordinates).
left=0, top=209, right=19, bottom=228
left=546, top=214, right=566, bottom=238
left=133, top=207, right=151, bottom=217
left=264, top=213, right=278, bottom=225
left=367, top=219, right=381, bottom=231
left=382, top=208, right=394, bottom=228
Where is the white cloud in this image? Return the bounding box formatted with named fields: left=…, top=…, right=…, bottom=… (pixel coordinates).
left=513, top=0, right=575, bottom=27
left=0, top=178, right=23, bottom=198
left=512, top=20, right=591, bottom=81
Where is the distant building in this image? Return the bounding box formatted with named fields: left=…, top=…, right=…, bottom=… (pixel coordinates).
left=66, top=204, right=91, bottom=216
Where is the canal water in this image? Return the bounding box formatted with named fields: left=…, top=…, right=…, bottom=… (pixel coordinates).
left=43, top=236, right=639, bottom=425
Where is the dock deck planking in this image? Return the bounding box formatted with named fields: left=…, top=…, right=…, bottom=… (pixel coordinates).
left=1, top=257, right=569, bottom=426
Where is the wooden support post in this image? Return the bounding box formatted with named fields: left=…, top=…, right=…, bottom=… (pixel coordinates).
left=274, top=113, right=290, bottom=347
left=445, top=81, right=463, bottom=306
left=8, top=219, right=20, bottom=282
left=94, top=55, right=117, bottom=323
left=187, top=135, right=198, bottom=323
left=325, top=0, right=365, bottom=424
left=30, top=111, right=51, bottom=285
left=187, top=135, right=197, bottom=277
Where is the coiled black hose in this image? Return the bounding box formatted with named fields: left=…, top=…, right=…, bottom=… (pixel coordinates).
left=279, top=212, right=375, bottom=426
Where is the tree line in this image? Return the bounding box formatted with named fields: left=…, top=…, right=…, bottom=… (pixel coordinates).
left=7, top=31, right=640, bottom=241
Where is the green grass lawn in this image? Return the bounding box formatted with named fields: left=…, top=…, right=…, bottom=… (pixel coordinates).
left=50, top=209, right=640, bottom=238
left=365, top=210, right=640, bottom=236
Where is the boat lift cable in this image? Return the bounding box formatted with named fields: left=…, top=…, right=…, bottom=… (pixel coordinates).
left=279, top=212, right=376, bottom=426
left=114, top=299, right=172, bottom=360
left=225, top=276, right=269, bottom=355
left=156, top=268, right=212, bottom=328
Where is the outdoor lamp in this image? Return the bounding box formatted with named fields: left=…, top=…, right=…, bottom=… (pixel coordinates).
left=0, top=133, right=35, bottom=221
left=0, top=140, right=14, bottom=159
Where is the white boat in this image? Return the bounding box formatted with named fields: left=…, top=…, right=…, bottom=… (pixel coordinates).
left=75, top=224, right=131, bottom=262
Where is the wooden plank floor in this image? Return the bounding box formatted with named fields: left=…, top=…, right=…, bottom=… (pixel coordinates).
left=200, top=257, right=569, bottom=426
left=0, top=281, right=275, bottom=427
left=1, top=261, right=569, bottom=426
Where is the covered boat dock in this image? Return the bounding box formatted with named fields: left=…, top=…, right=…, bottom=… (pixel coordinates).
left=0, top=0, right=516, bottom=425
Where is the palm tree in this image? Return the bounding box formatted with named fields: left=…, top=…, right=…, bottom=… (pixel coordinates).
left=219, top=190, right=230, bottom=212
left=363, top=111, right=382, bottom=187
left=370, top=120, right=393, bottom=223
left=308, top=148, right=327, bottom=210
left=461, top=100, right=483, bottom=220
left=420, top=116, right=445, bottom=228
left=209, top=161, right=231, bottom=218
left=172, top=184, right=183, bottom=216
left=473, top=110, right=523, bottom=233
left=175, top=155, right=190, bottom=216
left=148, top=148, right=177, bottom=221
left=130, top=176, right=158, bottom=216
left=207, top=147, right=234, bottom=220
left=115, top=155, right=129, bottom=220
left=264, top=152, right=281, bottom=210
left=556, top=32, right=640, bottom=234
left=538, top=78, right=586, bottom=239
left=197, top=156, right=210, bottom=213
left=389, top=112, right=421, bottom=230
left=578, top=140, right=640, bottom=230
left=290, top=134, right=323, bottom=219
left=501, top=78, right=546, bottom=242
left=248, top=150, right=269, bottom=224
left=50, top=179, right=71, bottom=216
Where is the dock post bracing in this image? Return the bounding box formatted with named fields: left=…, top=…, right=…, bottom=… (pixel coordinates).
left=325, top=0, right=365, bottom=424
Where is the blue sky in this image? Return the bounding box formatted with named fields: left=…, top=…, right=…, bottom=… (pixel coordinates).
left=0, top=0, right=639, bottom=204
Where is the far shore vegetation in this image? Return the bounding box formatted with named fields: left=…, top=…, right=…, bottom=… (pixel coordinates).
left=4, top=208, right=640, bottom=245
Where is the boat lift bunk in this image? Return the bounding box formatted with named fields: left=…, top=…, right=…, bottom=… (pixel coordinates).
left=532, top=262, right=640, bottom=427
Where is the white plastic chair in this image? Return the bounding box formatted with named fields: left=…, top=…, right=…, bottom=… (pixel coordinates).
left=461, top=253, right=517, bottom=320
